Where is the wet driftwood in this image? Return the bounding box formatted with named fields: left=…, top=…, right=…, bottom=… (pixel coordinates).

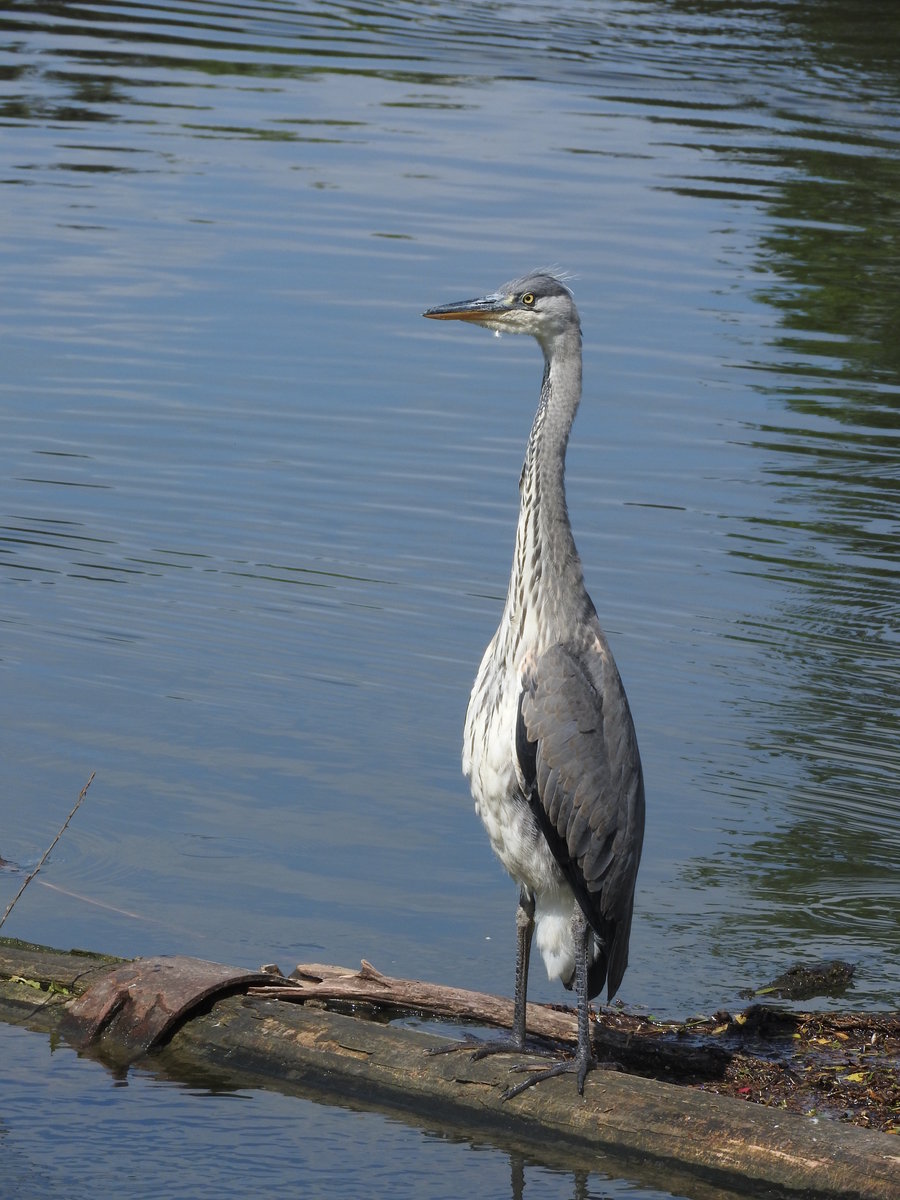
left=1, top=939, right=897, bottom=1199
left=258, top=961, right=900, bottom=1126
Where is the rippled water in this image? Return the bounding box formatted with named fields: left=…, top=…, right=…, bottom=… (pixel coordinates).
left=2, top=1, right=899, bottom=1196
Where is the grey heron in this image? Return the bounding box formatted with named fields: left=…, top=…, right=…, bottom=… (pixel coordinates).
left=423, top=272, right=645, bottom=1097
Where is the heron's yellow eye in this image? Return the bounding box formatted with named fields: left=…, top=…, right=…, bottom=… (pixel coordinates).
left=521, top=293, right=535, bottom=306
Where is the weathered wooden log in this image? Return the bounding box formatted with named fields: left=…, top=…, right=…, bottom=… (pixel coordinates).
left=256, top=959, right=734, bottom=1079
left=1, top=938, right=897, bottom=1200
left=166, top=987, right=899, bottom=1200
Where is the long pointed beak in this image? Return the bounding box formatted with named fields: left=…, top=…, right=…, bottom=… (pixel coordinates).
left=423, top=293, right=510, bottom=323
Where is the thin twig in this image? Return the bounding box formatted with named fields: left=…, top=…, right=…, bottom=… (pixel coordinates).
left=35, top=880, right=148, bottom=923
left=0, top=772, right=95, bottom=932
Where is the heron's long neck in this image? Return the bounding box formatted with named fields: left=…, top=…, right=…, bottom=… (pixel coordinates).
left=503, top=326, right=593, bottom=656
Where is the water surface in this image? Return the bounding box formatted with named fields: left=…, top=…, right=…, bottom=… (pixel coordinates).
left=1, top=2, right=898, bottom=1196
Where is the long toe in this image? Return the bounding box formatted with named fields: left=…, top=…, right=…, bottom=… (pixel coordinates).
left=426, top=1033, right=484, bottom=1058
left=501, top=1051, right=596, bottom=1100
left=470, top=1036, right=559, bottom=1063
left=427, top=1032, right=554, bottom=1061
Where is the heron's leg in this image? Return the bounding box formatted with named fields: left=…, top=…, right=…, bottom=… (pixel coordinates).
left=510, top=887, right=535, bottom=1048
left=501, top=907, right=597, bottom=1099
left=428, top=888, right=555, bottom=1062
left=570, top=907, right=595, bottom=1088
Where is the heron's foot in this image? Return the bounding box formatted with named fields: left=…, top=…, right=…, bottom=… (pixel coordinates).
left=427, top=1032, right=558, bottom=1063
left=500, top=1049, right=615, bottom=1100
left=426, top=1032, right=484, bottom=1058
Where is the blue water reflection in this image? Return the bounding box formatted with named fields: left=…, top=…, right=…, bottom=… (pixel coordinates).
left=1, top=2, right=898, bottom=1196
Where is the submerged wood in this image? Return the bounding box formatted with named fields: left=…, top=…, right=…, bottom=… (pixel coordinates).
left=1, top=938, right=897, bottom=1200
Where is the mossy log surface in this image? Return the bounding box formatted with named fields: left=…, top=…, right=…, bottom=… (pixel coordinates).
left=1, top=938, right=897, bottom=1200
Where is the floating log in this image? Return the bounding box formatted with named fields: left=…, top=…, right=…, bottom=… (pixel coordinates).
left=1, top=937, right=897, bottom=1199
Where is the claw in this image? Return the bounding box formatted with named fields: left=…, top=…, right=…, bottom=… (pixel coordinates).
left=501, top=1053, right=594, bottom=1100
left=426, top=1032, right=558, bottom=1065
left=425, top=1034, right=483, bottom=1058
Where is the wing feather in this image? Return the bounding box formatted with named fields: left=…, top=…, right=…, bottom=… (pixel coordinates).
left=516, top=641, right=645, bottom=1000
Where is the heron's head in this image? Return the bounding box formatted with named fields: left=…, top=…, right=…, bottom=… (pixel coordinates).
left=423, top=271, right=579, bottom=352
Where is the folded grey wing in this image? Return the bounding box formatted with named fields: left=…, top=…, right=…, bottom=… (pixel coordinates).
left=516, top=641, right=645, bottom=1000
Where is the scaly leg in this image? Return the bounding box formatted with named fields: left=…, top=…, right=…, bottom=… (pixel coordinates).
left=501, top=906, right=596, bottom=1099
left=507, top=886, right=534, bottom=1048
left=428, top=888, right=556, bottom=1064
